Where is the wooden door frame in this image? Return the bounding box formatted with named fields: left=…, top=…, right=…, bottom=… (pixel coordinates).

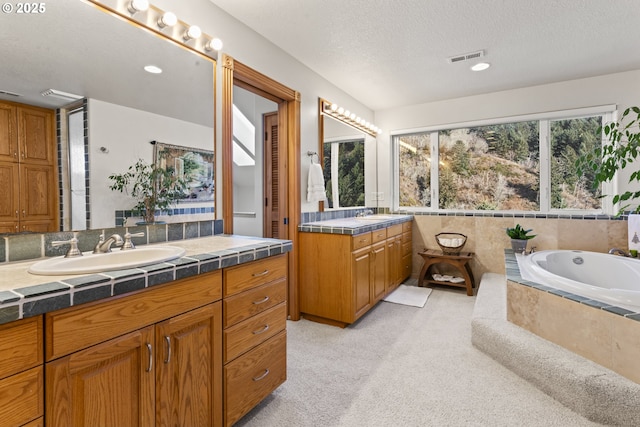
left=221, top=55, right=301, bottom=320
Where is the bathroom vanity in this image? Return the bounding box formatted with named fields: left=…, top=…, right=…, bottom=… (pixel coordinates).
left=298, top=215, right=412, bottom=327
left=0, top=235, right=291, bottom=427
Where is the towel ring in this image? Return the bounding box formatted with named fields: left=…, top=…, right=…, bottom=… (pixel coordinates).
left=307, top=151, right=320, bottom=164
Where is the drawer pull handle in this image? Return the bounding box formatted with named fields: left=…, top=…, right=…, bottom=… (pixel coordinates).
left=252, top=369, right=270, bottom=382
left=253, top=324, right=270, bottom=335
left=253, top=296, right=270, bottom=305
left=164, top=336, right=171, bottom=364
left=252, top=270, right=269, bottom=277
left=146, top=343, right=153, bottom=373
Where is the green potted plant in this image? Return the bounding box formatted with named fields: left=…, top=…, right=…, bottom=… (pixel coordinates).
left=108, top=158, right=188, bottom=224
left=576, top=106, right=640, bottom=215
left=506, top=224, right=536, bottom=253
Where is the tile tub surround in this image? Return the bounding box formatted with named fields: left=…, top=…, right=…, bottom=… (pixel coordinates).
left=410, top=213, right=628, bottom=285
left=504, top=250, right=640, bottom=385
left=0, top=234, right=292, bottom=326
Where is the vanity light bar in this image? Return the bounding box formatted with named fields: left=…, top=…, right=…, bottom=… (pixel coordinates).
left=321, top=100, right=381, bottom=137
left=88, top=0, right=223, bottom=58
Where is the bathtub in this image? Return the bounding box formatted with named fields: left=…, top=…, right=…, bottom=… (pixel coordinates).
left=516, top=250, right=640, bottom=312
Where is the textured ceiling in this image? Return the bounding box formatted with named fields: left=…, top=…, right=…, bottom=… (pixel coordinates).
left=209, top=0, right=640, bottom=111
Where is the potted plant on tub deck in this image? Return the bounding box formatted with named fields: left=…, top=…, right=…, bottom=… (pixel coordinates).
left=108, top=158, right=188, bottom=225
left=506, top=224, right=536, bottom=253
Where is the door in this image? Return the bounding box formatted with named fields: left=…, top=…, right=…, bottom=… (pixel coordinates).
left=17, top=106, right=53, bottom=165
left=155, top=303, right=222, bottom=427
left=46, top=326, right=155, bottom=427
left=0, top=103, right=17, bottom=161
left=263, top=112, right=281, bottom=238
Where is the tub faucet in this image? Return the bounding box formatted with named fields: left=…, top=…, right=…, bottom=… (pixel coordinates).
left=608, top=248, right=629, bottom=257
left=93, top=233, right=124, bottom=253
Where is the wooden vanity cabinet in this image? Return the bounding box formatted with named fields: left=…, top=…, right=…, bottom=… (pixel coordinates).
left=222, top=254, right=287, bottom=427
left=0, top=316, right=44, bottom=427
left=0, top=101, right=56, bottom=233
left=45, top=272, right=223, bottom=427
left=300, top=221, right=413, bottom=327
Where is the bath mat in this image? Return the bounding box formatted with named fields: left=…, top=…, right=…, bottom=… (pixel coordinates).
left=383, top=284, right=432, bottom=308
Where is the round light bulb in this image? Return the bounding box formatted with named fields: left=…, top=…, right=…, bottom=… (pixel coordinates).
left=184, top=25, right=202, bottom=41
left=349, top=113, right=356, bottom=120
left=127, top=0, right=149, bottom=13
left=337, top=107, right=345, bottom=115
left=158, top=12, right=177, bottom=28
left=206, top=38, right=223, bottom=51
left=344, top=110, right=351, bottom=118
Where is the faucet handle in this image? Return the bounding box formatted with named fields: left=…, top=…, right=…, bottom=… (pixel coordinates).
left=52, top=237, right=83, bottom=258
left=122, top=231, right=145, bottom=250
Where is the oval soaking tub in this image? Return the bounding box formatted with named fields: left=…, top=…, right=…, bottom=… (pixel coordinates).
left=516, top=249, right=640, bottom=312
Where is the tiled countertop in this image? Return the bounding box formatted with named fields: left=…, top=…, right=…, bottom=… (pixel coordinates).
left=298, top=214, right=413, bottom=235
left=0, top=234, right=292, bottom=325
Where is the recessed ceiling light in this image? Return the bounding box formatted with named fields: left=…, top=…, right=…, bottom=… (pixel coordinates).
left=471, top=62, right=491, bottom=71
left=144, top=65, right=162, bottom=74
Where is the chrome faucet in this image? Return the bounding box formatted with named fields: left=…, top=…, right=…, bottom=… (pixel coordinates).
left=608, top=248, right=629, bottom=257
left=356, top=209, right=374, bottom=217
left=93, top=233, right=124, bottom=253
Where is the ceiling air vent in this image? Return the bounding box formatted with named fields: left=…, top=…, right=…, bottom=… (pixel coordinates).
left=0, top=89, right=21, bottom=97
left=448, top=50, right=484, bottom=64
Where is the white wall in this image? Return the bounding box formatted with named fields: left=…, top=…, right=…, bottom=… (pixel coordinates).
left=375, top=69, right=640, bottom=209
left=88, top=99, right=214, bottom=228
left=151, top=0, right=376, bottom=215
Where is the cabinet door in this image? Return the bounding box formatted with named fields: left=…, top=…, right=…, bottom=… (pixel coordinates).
left=386, top=236, right=402, bottom=292
left=0, top=103, right=17, bottom=162
left=371, top=241, right=387, bottom=301
left=19, top=163, right=56, bottom=228
left=352, top=247, right=372, bottom=319
left=46, top=326, right=155, bottom=427
left=0, top=161, right=19, bottom=223
left=156, top=302, right=222, bottom=427
left=17, top=106, right=53, bottom=165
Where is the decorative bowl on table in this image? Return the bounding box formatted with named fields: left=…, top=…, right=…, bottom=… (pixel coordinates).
left=435, top=232, right=467, bottom=255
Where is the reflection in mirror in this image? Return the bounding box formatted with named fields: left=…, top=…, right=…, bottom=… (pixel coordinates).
left=318, top=98, right=377, bottom=210
left=0, top=0, right=215, bottom=233
left=323, top=117, right=366, bottom=209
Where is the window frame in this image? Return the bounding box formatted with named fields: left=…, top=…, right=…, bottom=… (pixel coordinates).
left=392, top=105, right=617, bottom=215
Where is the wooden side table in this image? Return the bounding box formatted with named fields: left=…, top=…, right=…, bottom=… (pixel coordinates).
left=418, top=249, right=475, bottom=296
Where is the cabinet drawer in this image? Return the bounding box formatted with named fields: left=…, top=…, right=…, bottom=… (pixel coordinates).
left=224, top=302, right=286, bottom=363
left=0, top=366, right=43, bottom=427
left=46, top=271, right=222, bottom=361
left=224, top=278, right=287, bottom=328
left=352, top=232, right=372, bottom=251
left=224, top=331, right=286, bottom=427
left=387, top=224, right=402, bottom=237
left=0, top=316, right=42, bottom=379
left=224, top=255, right=287, bottom=297
left=371, top=229, right=387, bottom=243
left=402, top=221, right=412, bottom=233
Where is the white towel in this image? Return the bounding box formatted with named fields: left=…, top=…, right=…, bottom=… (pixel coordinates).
left=307, top=163, right=327, bottom=202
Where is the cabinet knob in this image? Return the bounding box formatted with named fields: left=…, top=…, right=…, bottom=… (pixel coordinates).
left=15, top=210, right=18, bottom=218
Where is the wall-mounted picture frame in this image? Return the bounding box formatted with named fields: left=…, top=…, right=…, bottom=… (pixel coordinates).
left=154, top=142, right=215, bottom=203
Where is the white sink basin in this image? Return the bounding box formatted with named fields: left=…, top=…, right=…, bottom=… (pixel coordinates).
left=28, top=246, right=186, bottom=275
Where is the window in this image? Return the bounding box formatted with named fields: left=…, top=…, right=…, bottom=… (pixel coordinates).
left=323, top=138, right=365, bottom=208
left=394, top=106, right=614, bottom=213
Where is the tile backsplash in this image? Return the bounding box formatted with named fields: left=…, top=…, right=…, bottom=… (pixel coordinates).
left=0, top=219, right=224, bottom=264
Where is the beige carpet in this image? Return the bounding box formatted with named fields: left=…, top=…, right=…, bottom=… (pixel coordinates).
left=382, top=284, right=432, bottom=307
left=235, top=283, right=598, bottom=426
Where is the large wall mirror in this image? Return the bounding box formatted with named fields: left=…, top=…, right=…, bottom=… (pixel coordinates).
left=318, top=98, right=377, bottom=210
left=0, top=0, right=215, bottom=233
